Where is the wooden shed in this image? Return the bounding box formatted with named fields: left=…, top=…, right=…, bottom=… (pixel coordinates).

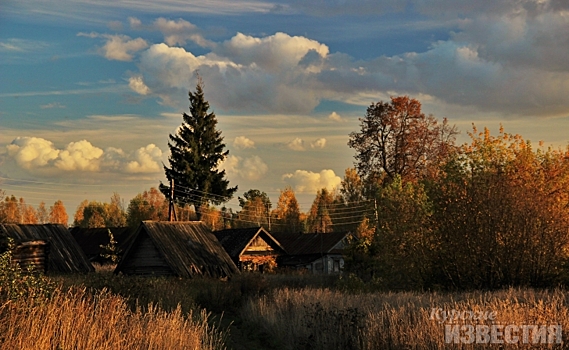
left=70, top=227, right=134, bottom=263
left=11, top=240, right=49, bottom=273
left=214, top=227, right=286, bottom=272
left=115, top=221, right=239, bottom=278
left=271, top=231, right=350, bottom=274
left=0, top=224, right=94, bottom=274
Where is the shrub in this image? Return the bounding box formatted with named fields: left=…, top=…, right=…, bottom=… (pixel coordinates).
left=0, top=239, right=55, bottom=302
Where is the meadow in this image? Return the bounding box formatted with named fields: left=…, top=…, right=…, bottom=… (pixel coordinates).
left=1, top=266, right=568, bottom=350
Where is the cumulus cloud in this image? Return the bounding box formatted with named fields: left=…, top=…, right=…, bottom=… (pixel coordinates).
left=54, top=140, right=104, bottom=171
left=5, top=137, right=163, bottom=174
left=222, top=155, right=268, bottom=181
left=311, top=138, right=326, bottom=149
left=6, top=137, right=60, bottom=169
left=287, top=137, right=305, bottom=151
left=78, top=32, right=148, bottom=61
left=282, top=169, right=342, bottom=194
left=124, top=144, right=163, bottom=173
left=123, top=8, right=569, bottom=118
left=131, top=32, right=330, bottom=113
left=153, top=17, right=215, bottom=48
left=128, top=75, right=151, bottom=95
left=233, top=136, right=255, bottom=150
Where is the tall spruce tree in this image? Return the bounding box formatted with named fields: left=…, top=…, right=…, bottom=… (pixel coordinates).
left=161, top=79, right=237, bottom=219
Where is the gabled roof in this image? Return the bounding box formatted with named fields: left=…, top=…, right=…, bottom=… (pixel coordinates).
left=271, top=231, right=350, bottom=256
left=69, top=227, right=134, bottom=261
left=213, top=227, right=286, bottom=260
left=0, top=224, right=94, bottom=273
left=115, top=221, right=239, bottom=278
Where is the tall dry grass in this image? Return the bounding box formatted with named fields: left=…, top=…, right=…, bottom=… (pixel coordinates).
left=242, top=287, right=569, bottom=349
left=0, top=287, right=227, bottom=350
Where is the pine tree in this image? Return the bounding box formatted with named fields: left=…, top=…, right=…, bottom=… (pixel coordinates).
left=161, top=78, right=237, bottom=219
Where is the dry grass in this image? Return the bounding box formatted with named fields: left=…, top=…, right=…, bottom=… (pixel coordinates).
left=242, top=287, right=569, bottom=349
left=0, top=286, right=227, bottom=350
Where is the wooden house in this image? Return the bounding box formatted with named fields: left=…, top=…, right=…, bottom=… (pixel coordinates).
left=0, top=224, right=94, bottom=273
left=213, top=227, right=286, bottom=272
left=271, top=231, right=350, bottom=274
left=70, top=227, right=134, bottom=263
left=115, top=221, right=239, bottom=278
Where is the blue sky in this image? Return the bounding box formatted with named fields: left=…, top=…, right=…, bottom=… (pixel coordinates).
left=1, top=0, right=569, bottom=219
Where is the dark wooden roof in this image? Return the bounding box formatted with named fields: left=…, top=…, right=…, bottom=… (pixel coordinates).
left=271, top=231, right=349, bottom=256
left=69, top=227, right=134, bottom=261
left=0, top=224, right=94, bottom=273
left=213, top=227, right=286, bottom=260
left=115, top=221, right=239, bottom=278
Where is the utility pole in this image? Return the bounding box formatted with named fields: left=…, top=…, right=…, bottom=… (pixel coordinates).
left=168, top=178, right=177, bottom=222
left=267, top=202, right=271, bottom=231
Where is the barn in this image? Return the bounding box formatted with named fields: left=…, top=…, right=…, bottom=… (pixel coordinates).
left=115, top=221, right=239, bottom=278
left=70, top=227, right=134, bottom=263
left=214, top=227, right=286, bottom=272
left=0, top=224, right=94, bottom=274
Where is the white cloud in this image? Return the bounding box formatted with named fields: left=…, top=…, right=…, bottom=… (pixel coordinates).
left=40, top=102, right=66, bottom=109
left=128, top=75, right=151, bottom=95
left=233, top=136, right=256, bottom=150
left=55, top=140, right=103, bottom=171
left=0, top=38, right=49, bottom=52
left=124, top=144, right=163, bottom=173
left=328, top=112, right=344, bottom=122
left=6, top=137, right=60, bottom=169
left=311, top=138, right=326, bottom=149
left=132, top=32, right=331, bottom=113
left=153, top=17, right=215, bottom=48
left=101, top=35, right=148, bottom=61
left=6, top=137, right=163, bottom=174
left=79, top=32, right=148, bottom=61
left=282, top=169, right=342, bottom=194
left=287, top=137, right=305, bottom=151
left=222, top=154, right=268, bottom=181
left=112, top=8, right=569, bottom=118
left=129, top=17, right=143, bottom=29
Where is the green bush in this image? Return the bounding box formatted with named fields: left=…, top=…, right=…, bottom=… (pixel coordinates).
left=0, top=239, right=55, bottom=302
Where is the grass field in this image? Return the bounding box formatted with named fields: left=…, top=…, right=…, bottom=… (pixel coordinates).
left=1, top=267, right=568, bottom=349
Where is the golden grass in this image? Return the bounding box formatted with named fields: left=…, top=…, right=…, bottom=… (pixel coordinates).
left=242, top=287, right=569, bottom=349
left=0, top=287, right=226, bottom=350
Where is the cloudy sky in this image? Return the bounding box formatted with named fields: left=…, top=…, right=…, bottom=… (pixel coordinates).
left=1, top=0, right=569, bottom=218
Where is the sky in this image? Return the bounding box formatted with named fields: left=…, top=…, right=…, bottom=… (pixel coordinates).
left=1, top=0, right=569, bottom=221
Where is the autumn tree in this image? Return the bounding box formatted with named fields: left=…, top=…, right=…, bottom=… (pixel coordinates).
left=1, top=196, right=21, bottom=223
left=333, top=168, right=370, bottom=233
left=126, top=187, right=169, bottom=227
left=73, top=200, right=88, bottom=227
left=36, top=202, right=49, bottom=224
left=20, top=198, right=37, bottom=224
left=348, top=96, right=456, bottom=186
left=74, top=194, right=126, bottom=228
left=161, top=78, right=237, bottom=219
left=199, top=204, right=226, bottom=231
left=0, top=196, right=38, bottom=224
left=236, top=189, right=271, bottom=228
left=106, top=193, right=126, bottom=227
left=49, top=200, right=68, bottom=225
left=272, top=186, right=302, bottom=233
left=427, top=126, right=569, bottom=289
left=307, top=188, right=334, bottom=233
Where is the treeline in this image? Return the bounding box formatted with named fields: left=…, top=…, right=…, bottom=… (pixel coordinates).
left=0, top=181, right=362, bottom=233
left=0, top=192, right=68, bottom=225
left=343, top=97, right=569, bottom=290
